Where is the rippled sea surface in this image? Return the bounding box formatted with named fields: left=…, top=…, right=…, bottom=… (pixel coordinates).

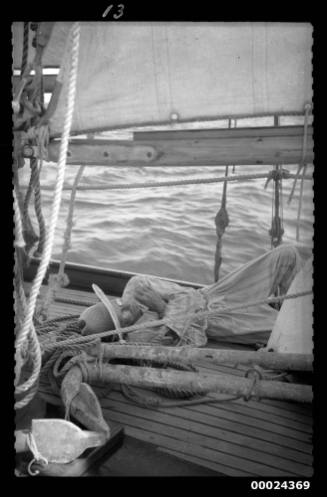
left=19, top=157, right=314, bottom=285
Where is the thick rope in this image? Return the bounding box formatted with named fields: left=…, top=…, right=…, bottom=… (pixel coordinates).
left=53, top=296, right=97, bottom=307
left=13, top=189, right=25, bottom=249
left=288, top=103, right=312, bottom=204
left=120, top=384, right=240, bottom=408
left=15, top=22, right=80, bottom=400
left=22, top=166, right=39, bottom=245
left=30, top=158, right=46, bottom=256
left=15, top=377, right=40, bottom=411
left=20, top=127, right=50, bottom=253
left=36, top=314, right=80, bottom=327
left=14, top=321, right=42, bottom=395
left=21, top=22, right=30, bottom=79
left=14, top=249, right=28, bottom=326
left=40, top=289, right=312, bottom=353
left=33, top=171, right=312, bottom=192
left=14, top=250, right=28, bottom=386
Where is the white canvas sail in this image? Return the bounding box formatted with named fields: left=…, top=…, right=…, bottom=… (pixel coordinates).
left=12, top=22, right=313, bottom=136
left=265, top=256, right=313, bottom=355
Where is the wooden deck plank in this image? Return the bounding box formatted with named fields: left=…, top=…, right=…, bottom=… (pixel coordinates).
left=103, top=389, right=312, bottom=448
left=159, top=448, right=253, bottom=476
left=103, top=393, right=311, bottom=446
left=101, top=394, right=312, bottom=464
left=131, top=429, right=251, bottom=477
left=228, top=397, right=312, bottom=425
left=184, top=396, right=312, bottom=433
left=100, top=394, right=311, bottom=466
left=104, top=392, right=311, bottom=453
left=103, top=411, right=306, bottom=477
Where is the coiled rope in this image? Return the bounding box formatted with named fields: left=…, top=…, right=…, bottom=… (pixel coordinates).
left=15, top=22, right=80, bottom=407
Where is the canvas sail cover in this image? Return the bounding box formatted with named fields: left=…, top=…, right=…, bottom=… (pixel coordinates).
left=12, top=22, right=313, bottom=136
left=265, top=256, right=313, bottom=355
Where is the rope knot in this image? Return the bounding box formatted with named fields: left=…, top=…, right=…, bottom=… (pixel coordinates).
left=48, top=272, right=70, bottom=289
left=26, top=431, right=48, bottom=476
left=264, top=168, right=290, bottom=189
left=244, top=365, right=263, bottom=401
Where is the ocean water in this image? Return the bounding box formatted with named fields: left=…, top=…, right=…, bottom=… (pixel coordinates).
left=19, top=160, right=314, bottom=286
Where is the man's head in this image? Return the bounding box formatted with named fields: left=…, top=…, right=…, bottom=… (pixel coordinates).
left=119, top=299, right=142, bottom=327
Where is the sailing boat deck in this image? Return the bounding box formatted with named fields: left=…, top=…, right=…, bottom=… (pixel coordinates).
left=29, top=283, right=313, bottom=477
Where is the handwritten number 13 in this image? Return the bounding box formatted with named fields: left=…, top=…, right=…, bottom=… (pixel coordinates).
left=102, top=4, right=124, bottom=19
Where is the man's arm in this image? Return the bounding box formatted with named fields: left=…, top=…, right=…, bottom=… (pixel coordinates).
left=135, top=284, right=167, bottom=317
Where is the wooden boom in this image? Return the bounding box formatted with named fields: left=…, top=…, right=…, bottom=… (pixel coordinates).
left=84, top=362, right=312, bottom=403
left=88, top=344, right=313, bottom=372
left=42, top=125, right=313, bottom=167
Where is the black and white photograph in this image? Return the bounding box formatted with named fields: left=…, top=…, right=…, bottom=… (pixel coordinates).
left=13, top=20, right=314, bottom=480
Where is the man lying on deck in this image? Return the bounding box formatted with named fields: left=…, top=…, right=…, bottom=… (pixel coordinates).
left=79, top=244, right=303, bottom=347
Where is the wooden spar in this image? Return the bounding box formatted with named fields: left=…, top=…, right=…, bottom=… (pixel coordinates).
left=12, top=74, right=57, bottom=94
left=43, top=126, right=314, bottom=167
left=83, top=363, right=312, bottom=403
left=88, top=344, right=313, bottom=372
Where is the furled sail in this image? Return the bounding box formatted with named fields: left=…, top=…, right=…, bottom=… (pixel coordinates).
left=265, top=256, right=313, bottom=355
left=12, top=22, right=313, bottom=137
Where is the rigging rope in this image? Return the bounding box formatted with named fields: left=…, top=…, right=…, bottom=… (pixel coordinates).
left=206, top=289, right=312, bottom=315
left=288, top=103, right=312, bottom=205
left=214, top=165, right=229, bottom=282
left=58, top=165, right=85, bottom=280
left=22, top=165, right=39, bottom=248
left=14, top=22, right=80, bottom=406
left=13, top=189, right=25, bottom=250
left=29, top=171, right=312, bottom=192
left=287, top=103, right=312, bottom=241
left=37, top=165, right=85, bottom=321
left=21, top=22, right=29, bottom=79
left=266, top=165, right=284, bottom=248
left=295, top=164, right=309, bottom=242
left=30, top=158, right=46, bottom=257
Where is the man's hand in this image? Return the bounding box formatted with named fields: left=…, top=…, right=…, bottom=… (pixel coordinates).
left=136, top=284, right=166, bottom=317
